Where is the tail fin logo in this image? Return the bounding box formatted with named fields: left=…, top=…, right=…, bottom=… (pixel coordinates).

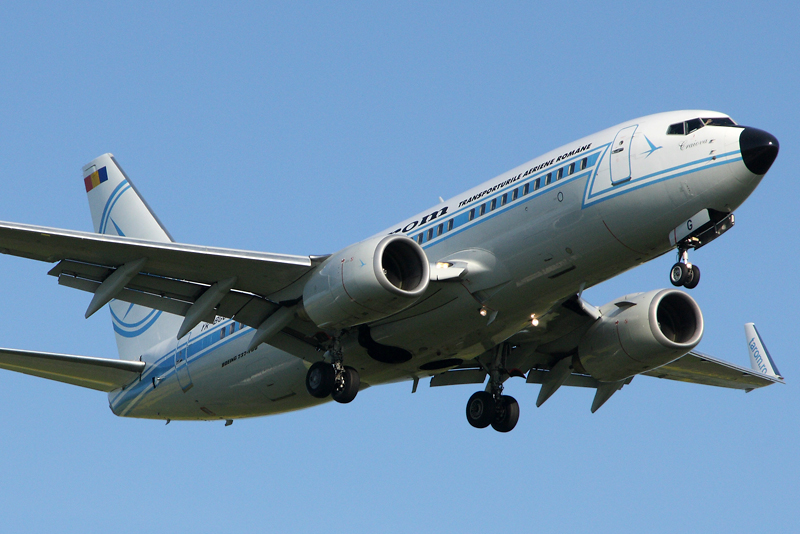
left=109, top=301, right=163, bottom=338
left=84, top=166, right=109, bottom=192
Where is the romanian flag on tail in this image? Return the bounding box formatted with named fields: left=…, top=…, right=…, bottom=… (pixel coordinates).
left=84, top=166, right=108, bottom=192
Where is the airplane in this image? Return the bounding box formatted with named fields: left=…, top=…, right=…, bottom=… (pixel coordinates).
left=0, top=110, right=784, bottom=432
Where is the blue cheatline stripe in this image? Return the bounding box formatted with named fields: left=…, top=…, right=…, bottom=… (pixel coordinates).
left=408, top=147, right=606, bottom=248
left=99, top=181, right=131, bottom=234
left=420, top=151, right=740, bottom=251
left=582, top=154, right=742, bottom=208
left=110, top=320, right=252, bottom=415
left=585, top=150, right=741, bottom=201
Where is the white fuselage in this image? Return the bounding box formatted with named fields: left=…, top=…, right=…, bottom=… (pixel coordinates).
left=109, top=110, right=761, bottom=420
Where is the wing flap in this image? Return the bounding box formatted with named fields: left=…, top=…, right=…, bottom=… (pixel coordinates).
left=0, top=221, right=314, bottom=297
left=643, top=351, right=784, bottom=391
left=430, top=369, right=487, bottom=387
left=55, top=263, right=282, bottom=330
left=0, top=348, right=145, bottom=392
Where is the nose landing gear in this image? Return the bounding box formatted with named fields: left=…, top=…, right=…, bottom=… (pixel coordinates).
left=667, top=209, right=736, bottom=290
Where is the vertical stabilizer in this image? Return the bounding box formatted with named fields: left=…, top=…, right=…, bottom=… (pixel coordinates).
left=83, top=154, right=182, bottom=360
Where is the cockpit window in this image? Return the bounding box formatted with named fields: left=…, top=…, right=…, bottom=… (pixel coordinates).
left=666, top=122, right=685, bottom=135
left=686, top=118, right=704, bottom=134
left=702, top=117, right=737, bottom=127
left=668, top=116, right=738, bottom=135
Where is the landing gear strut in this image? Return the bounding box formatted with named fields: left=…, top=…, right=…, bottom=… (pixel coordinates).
left=465, top=343, right=520, bottom=432
left=670, top=246, right=700, bottom=289
left=305, top=336, right=360, bottom=404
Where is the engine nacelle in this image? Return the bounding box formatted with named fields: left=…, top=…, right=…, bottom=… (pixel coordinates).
left=577, top=289, right=703, bottom=382
left=302, top=235, right=430, bottom=330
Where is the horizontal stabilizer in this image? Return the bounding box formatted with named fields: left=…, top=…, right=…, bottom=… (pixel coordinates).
left=0, top=348, right=144, bottom=392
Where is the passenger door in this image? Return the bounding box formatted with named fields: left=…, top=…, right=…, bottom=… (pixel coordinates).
left=174, top=333, right=194, bottom=392
left=610, top=125, right=637, bottom=185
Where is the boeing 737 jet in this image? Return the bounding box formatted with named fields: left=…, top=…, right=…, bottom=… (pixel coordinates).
left=0, top=110, right=783, bottom=432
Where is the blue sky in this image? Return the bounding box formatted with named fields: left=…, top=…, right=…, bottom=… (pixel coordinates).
left=0, top=2, right=798, bottom=532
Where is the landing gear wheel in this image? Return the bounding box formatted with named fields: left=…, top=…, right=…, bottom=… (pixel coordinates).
left=332, top=366, right=360, bottom=404
left=491, top=395, right=520, bottom=433
left=683, top=264, right=701, bottom=289
left=466, top=391, right=496, bottom=429
left=306, top=361, right=335, bottom=399
left=670, top=262, right=688, bottom=286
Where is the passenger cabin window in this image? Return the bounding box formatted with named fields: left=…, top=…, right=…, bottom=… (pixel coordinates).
left=568, top=163, right=575, bottom=175
left=511, top=188, right=518, bottom=201
left=544, top=172, right=552, bottom=185
left=522, top=183, right=530, bottom=195
left=416, top=233, right=423, bottom=244
left=533, top=178, right=540, bottom=191
left=556, top=168, right=563, bottom=181
left=500, top=193, right=507, bottom=206
left=490, top=198, right=496, bottom=211
left=479, top=203, right=486, bottom=216
left=426, top=228, right=433, bottom=241
left=468, top=208, right=475, bottom=221
left=580, top=157, right=587, bottom=170
left=447, top=219, right=454, bottom=231
left=436, top=223, right=443, bottom=236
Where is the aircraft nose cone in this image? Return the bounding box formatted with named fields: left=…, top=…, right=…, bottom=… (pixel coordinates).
left=740, top=127, right=779, bottom=175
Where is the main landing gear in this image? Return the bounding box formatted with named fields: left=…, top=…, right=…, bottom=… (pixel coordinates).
left=465, top=343, right=521, bottom=433
left=305, top=338, right=360, bottom=404
left=670, top=246, right=700, bottom=289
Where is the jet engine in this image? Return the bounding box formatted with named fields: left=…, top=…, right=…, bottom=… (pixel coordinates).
left=302, top=235, right=430, bottom=329
left=577, top=289, right=703, bottom=382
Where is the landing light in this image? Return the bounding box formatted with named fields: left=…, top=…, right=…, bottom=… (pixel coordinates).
left=530, top=314, right=539, bottom=327
left=436, top=262, right=452, bottom=269
left=479, top=307, right=488, bottom=317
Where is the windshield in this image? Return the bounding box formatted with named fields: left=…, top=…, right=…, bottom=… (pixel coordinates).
left=667, top=116, right=737, bottom=135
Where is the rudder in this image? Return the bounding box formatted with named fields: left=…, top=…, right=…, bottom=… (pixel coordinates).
left=83, top=154, right=182, bottom=360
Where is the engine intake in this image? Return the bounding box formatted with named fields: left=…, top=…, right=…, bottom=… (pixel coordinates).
left=302, top=235, right=429, bottom=329
left=577, top=289, right=703, bottom=382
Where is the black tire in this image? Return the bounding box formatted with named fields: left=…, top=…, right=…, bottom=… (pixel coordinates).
left=466, top=391, right=496, bottom=429
left=332, top=366, right=360, bottom=404
left=306, top=361, right=335, bottom=399
left=683, top=264, right=701, bottom=289
left=491, top=395, right=520, bottom=433
left=670, top=263, right=688, bottom=286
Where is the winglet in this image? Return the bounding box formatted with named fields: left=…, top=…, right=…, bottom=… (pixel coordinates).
left=745, top=323, right=783, bottom=380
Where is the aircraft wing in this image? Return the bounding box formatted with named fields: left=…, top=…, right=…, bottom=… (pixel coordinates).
left=642, top=350, right=783, bottom=391
left=432, top=296, right=783, bottom=412
left=0, top=221, right=324, bottom=333
left=0, top=348, right=145, bottom=392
